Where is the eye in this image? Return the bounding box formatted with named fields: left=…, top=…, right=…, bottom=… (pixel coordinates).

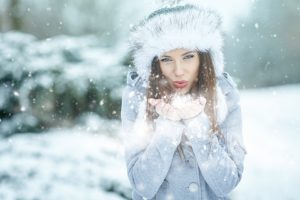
left=160, top=58, right=172, bottom=62
left=183, top=54, right=195, bottom=59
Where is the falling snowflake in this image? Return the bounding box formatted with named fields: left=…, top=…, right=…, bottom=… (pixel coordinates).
left=13, top=91, right=19, bottom=97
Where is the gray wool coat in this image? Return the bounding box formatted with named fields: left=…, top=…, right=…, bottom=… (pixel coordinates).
left=121, top=70, right=247, bottom=200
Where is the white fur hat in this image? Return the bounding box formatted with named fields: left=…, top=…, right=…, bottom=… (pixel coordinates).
left=128, top=1, right=225, bottom=81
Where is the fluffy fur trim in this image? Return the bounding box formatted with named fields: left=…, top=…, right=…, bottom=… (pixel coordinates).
left=128, top=3, right=224, bottom=80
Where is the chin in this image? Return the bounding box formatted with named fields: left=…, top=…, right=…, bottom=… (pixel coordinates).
left=174, top=88, right=189, bottom=95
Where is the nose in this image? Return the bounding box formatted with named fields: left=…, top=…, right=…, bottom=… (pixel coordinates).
left=174, top=61, right=184, bottom=77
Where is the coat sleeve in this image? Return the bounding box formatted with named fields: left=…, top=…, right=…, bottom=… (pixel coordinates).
left=121, top=83, right=185, bottom=199
left=183, top=82, right=247, bottom=197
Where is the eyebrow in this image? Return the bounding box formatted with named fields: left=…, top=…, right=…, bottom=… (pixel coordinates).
left=161, top=51, right=195, bottom=58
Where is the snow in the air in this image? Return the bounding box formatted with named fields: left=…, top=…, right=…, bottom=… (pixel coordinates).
left=1, top=82, right=299, bottom=199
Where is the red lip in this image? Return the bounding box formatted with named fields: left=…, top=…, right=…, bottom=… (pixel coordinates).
left=173, top=80, right=188, bottom=89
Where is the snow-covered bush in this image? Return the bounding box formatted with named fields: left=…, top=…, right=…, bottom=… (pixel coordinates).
left=0, top=31, right=128, bottom=137
left=0, top=129, right=131, bottom=200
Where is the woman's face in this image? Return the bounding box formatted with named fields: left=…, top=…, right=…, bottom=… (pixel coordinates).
left=159, top=48, right=200, bottom=95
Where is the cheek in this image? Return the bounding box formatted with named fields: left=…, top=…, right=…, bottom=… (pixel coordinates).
left=187, top=61, right=199, bottom=77
left=160, top=65, right=172, bottom=77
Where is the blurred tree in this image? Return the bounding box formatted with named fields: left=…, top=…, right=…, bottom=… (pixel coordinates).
left=9, top=0, right=22, bottom=30
left=0, top=0, right=157, bottom=44
left=225, top=0, right=300, bottom=88
left=0, top=32, right=126, bottom=137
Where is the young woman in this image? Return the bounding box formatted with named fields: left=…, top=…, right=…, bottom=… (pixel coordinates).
left=121, top=2, right=247, bottom=200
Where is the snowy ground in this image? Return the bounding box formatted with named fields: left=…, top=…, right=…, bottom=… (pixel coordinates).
left=0, top=84, right=300, bottom=200
left=235, top=84, right=300, bottom=200
left=0, top=129, right=131, bottom=200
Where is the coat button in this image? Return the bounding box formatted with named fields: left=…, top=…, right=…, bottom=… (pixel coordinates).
left=188, top=182, right=199, bottom=192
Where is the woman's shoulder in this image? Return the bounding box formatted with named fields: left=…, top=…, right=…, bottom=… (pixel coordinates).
left=217, top=71, right=241, bottom=112
left=217, top=71, right=239, bottom=95
left=122, top=70, right=147, bottom=121
left=123, top=69, right=147, bottom=99
left=126, top=70, right=140, bottom=87
left=125, top=70, right=147, bottom=92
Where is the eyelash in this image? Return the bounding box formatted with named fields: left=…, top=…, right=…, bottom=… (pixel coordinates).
left=184, top=55, right=194, bottom=59
left=161, top=58, right=171, bottom=62
left=161, top=55, right=194, bottom=62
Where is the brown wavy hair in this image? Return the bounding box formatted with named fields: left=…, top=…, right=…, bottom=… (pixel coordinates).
left=145, top=50, right=222, bottom=137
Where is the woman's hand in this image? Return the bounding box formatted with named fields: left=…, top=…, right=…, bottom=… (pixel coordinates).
left=148, top=95, right=207, bottom=121
left=171, top=94, right=206, bottom=120
left=148, top=98, right=181, bottom=121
